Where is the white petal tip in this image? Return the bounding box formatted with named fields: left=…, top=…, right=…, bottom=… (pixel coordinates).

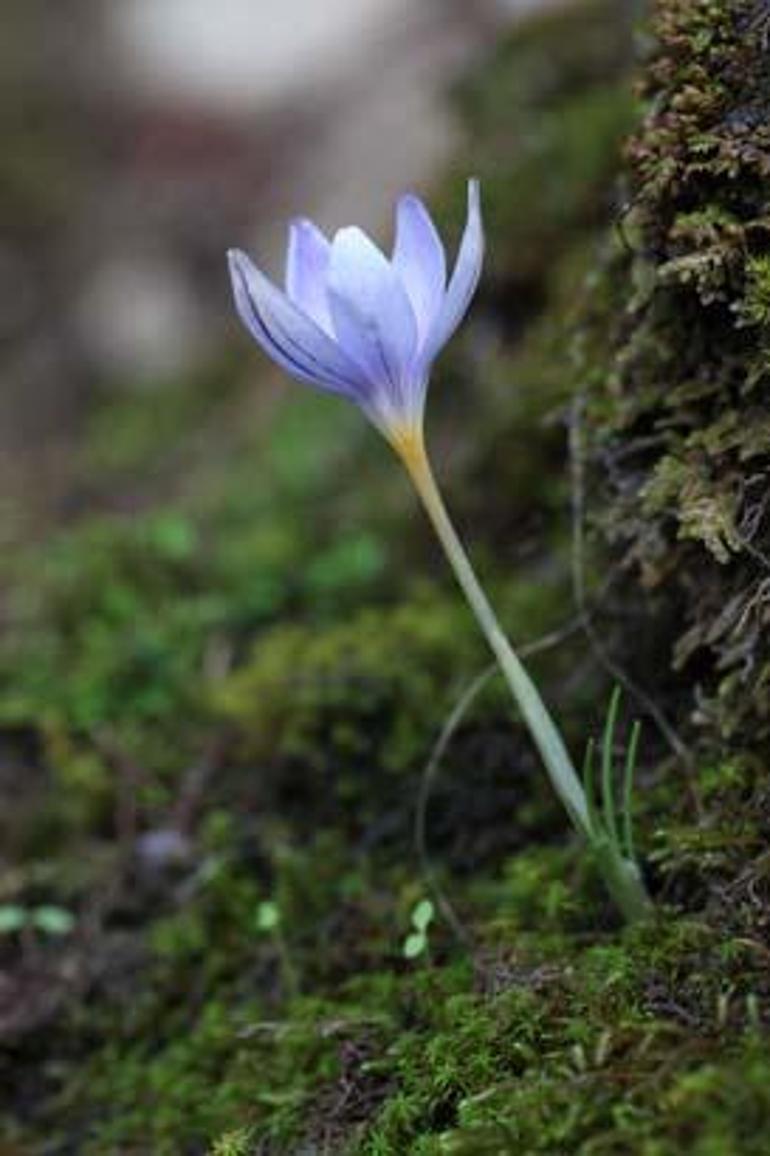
left=333, top=224, right=366, bottom=244
left=227, top=248, right=248, bottom=270
left=288, top=217, right=324, bottom=245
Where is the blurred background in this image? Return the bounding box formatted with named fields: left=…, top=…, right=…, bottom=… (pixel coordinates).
left=1, top=0, right=556, bottom=541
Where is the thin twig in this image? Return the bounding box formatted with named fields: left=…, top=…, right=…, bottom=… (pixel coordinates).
left=414, top=664, right=494, bottom=949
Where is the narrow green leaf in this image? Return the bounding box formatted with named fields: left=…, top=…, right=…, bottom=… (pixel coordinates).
left=601, top=687, right=622, bottom=851
left=621, top=719, right=642, bottom=862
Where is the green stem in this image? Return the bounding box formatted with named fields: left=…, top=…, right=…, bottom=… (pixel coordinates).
left=399, top=435, right=651, bottom=924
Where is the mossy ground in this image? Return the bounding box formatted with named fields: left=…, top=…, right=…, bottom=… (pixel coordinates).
left=2, top=2, right=769, bottom=1153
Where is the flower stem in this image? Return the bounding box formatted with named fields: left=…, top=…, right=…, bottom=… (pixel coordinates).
left=397, top=432, right=651, bottom=924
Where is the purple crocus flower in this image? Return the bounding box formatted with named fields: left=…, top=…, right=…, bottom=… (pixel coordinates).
left=227, top=179, right=483, bottom=455
left=225, top=178, right=652, bottom=925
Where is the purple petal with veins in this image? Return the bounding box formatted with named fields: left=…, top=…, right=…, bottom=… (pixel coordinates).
left=420, top=179, right=484, bottom=370
left=227, top=179, right=483, bottom=437
left=327, top=226, right=418, bottom=420
left=228, top=249, right=368, bottom=399
left=285, top=219, right=333, bottom=334
left=392, top=193, right=447, bottom=348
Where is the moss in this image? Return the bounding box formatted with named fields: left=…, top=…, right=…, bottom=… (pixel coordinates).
left=578, top=0, right=770, bottom=749
left=440, top=1038, right=770, bottom=1155
left=50, top=800, right=768, bottom=1153
left=23, top=888, right=770, bottom=1153
left=357, top=916, right=770, bottom=1155
left=209, top=1129, right=254, bottom=1156
left=217, top=589, right=482, bottom=773
left=0, top=434, right=397, bottom=854
left=77, top=998, right=343, bottom=1154
left=740, top=254, right=770, bottom=328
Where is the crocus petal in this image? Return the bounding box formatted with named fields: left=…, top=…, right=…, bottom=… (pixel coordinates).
left=392, top=193, right=446, bottom=347
left=327, top=227, right=418, bottom=416
left=285, top=218, right=333, bottom=334
left=421, top=179, right=484, bottom=367
left=228, top=249, right=369, bottom=399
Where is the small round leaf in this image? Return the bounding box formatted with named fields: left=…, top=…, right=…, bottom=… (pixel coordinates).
left=403, top=932, right=426, bottom=960
left=0, top=905, right=28, bottom=934
left=255, top=902, right=280, bottom=932
left=411, top=899, right=435, bottom=933
left=31, top=906, right=76, bottom=936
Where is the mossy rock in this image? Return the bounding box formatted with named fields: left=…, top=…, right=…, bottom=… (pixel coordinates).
left=72, top=907, right=770, bottom=1153
left=579, top=0, right=770, bottom=750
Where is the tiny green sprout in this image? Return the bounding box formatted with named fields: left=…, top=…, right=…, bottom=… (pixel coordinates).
left=0, top=904, right=75, bottom=937
left=403, top=897, right=435, bottom=960
left=412, top=898, right=435, bottom=933
left=581, top=687, right=650, bottom=923
left=254, top=900, right=280, bottom=934
left=253, top=900, right=299, bottom=998
left=31, top=906, right=76, bottom=936
left=0, top=905, right=28, bottom=935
